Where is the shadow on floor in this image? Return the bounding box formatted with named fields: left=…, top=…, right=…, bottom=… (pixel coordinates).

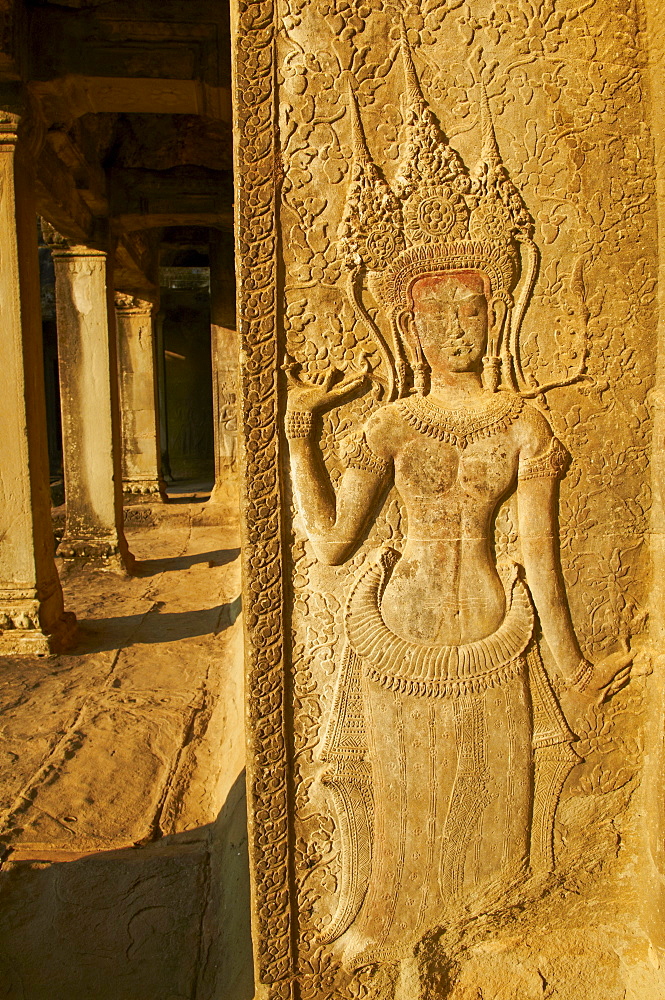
left=0, top=771, right=254, bottom=1000
left=135, top=547, right=240, bottom=576
left=166, top=493, right=211, bottom=505
left=71, top=595, right=242, bottom=653
left=164, top=480, right=213, bottom=504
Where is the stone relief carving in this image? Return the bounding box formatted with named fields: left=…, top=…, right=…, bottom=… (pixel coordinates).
left=235, top=0, right=293, bottom=992
left=285, top=28, right=637, bottom=986
left=217, top=392, right=239, bottom=468
left=239, top=1, right=658, bottom=997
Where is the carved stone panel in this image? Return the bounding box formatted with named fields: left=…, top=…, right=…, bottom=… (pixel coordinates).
left=237, top=2, right=664, bottom=997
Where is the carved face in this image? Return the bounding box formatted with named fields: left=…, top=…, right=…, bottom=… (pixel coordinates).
left=410, top=272, right=489, bottom=374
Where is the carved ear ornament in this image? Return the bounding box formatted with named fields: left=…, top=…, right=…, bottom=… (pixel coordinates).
left=338, top=24, right=589, bottom=401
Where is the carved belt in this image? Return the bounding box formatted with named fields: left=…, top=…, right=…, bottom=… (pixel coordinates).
left=345, top=549, right=534, bottom=698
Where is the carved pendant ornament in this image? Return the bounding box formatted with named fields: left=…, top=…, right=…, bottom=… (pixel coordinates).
left=255, top=5, right=652, bottom=995
left=395, top=390, right=523, bottom=447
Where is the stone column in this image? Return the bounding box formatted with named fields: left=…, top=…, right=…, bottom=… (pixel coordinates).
left=154, top=309, right=172, bottom=482
left=47, top=233, right=134, bottom=572
left=208, top=232, right=238, bottom=505
left=0, top=114, right=76, bottom=653
left=115, top=293, right=166, bottom=501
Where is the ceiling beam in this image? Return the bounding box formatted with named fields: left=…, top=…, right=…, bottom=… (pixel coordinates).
left=109, top=166, right=233, bottom=233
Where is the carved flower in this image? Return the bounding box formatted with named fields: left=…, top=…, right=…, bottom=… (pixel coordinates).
left=404, top=185, right=469, bottom=244
left=537, top=205, right=569, bottom=246
left=360, top=225, right=400, bottom=270
left=377, top=103, right=402, bottom=161
left=286, top=297, right=316, bottom=335
left=419, top=197, right=456, bottom=235
left=468, top=196, right=512, bottom=241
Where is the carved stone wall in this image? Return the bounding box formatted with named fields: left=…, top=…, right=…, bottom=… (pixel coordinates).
left=238, top=2, right=665, bottom=997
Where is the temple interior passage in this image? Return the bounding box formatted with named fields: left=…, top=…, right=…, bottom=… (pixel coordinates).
left=0, top=0, right=245, bottom=987
left=0, top=493, right=251, bottom=999
left=160, top=264, right=215, bottom=484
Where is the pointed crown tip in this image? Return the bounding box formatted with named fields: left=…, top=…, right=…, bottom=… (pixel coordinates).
left=399, top=19, right=426, bottom=109
left=347, top=86, right=371, bottom=163
left=478, top=83, right=502, bottom=168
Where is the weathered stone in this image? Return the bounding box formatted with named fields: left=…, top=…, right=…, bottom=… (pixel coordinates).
left=0, top=501, right=248, bottom=999
left=115, top=292, right=166, bottom=502
left=110, top=166, right=233, bottom=232
left=1, top=0, right=665, bottom=992
left=0, top=113, right=76, bottom=656
left=30, top=6, right=232, bottom=123
left=209, top=231, right=238, bottom=506
left=47, top=235, right=134, bottom=573
left=237, top=3, right=665, bottom=998
left=108, top=114, right=234, bottom=172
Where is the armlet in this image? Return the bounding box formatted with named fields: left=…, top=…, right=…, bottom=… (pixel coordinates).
left=343, top=433, right=391, bottom=477
left=519, top=436, right=569, bottom=481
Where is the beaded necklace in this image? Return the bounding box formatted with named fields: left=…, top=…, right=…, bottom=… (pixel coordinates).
left=397, top=390, right=524, bottom=449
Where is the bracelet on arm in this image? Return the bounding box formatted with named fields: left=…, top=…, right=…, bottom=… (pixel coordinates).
left=343, top=433, right=392, bottom=477
left=286, top=410, right=314, bottom=440
left=519, top=436, right=569, bottom=481
left=571, top=657, right=594, bottom=692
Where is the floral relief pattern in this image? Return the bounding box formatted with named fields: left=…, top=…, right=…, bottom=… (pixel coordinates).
left=239, top=0, right=660, bottom=995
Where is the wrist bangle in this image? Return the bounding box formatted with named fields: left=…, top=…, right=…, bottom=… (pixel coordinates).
left=571, top=657, right=594, bottom=692
left=286, top=410, right=313, bottom=439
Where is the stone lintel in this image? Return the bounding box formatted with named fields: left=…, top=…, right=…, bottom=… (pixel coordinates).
left=28, top=10, right=231, bottom=121
left=109, top=166, right=233, bottom=228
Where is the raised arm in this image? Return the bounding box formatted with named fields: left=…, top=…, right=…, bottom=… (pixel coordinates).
left=517, top=409, right=631, bottom=704
left=286, top=366, right=393, bottom=565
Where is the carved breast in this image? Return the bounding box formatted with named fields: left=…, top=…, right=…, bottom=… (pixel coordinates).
left=394, top=431, right=517, bottom=508
left=396, top=437, right=459, bottom=496
left=457, top=441, right=516, bottom=499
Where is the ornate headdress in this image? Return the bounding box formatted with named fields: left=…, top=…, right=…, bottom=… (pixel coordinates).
left=339, top=23, right=542, bottom=397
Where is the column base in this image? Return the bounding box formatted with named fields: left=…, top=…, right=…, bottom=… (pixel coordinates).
left=199, top=474, right=240, bottom=526
left=56, top=536, right=135, bottom=574
left=0, top=602, right=77, bottom=656
left=123, top=478, right=167, bottom=502
left=208, top=472, right=239, bottom=506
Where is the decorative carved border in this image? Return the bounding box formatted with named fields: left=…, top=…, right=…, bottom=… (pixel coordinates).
left=234, top=0, right=294, bottom=994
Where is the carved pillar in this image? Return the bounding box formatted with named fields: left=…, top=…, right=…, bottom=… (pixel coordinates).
left=208, top=231, right=238, bottom=504
left=154, top=309, right=172, bottom=482
left=0, top=114, right=76, bottom=654
left=643, top=1, right=665, bottom=952
left=47, top=232, right=133, bottom=572
left=238, top=3, right=662, bottom=997
left=114, top=293, right=166, bottom=501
